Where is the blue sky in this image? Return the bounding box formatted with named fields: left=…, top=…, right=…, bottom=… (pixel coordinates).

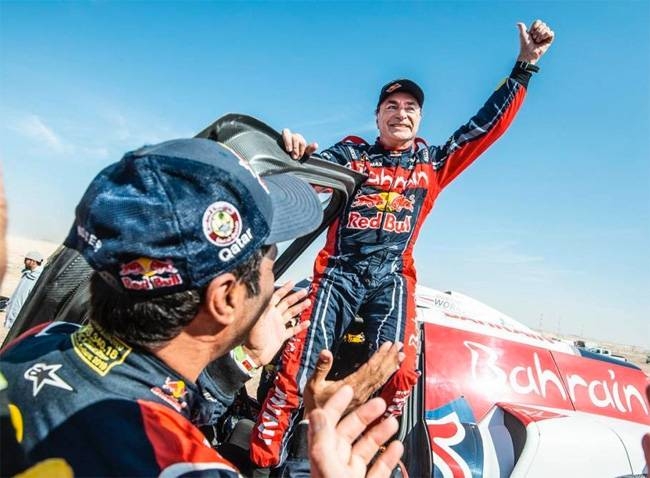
left=1, top=1, right=648, bottom=348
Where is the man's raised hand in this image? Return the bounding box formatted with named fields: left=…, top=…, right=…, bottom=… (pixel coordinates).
left=517, top=19, right=555, bottom=64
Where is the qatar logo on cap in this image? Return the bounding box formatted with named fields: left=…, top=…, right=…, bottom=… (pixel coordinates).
left=203, top=201, right=243, bottom=247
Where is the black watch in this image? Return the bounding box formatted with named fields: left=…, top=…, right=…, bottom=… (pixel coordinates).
left=515, top=60, right=540, bottom=73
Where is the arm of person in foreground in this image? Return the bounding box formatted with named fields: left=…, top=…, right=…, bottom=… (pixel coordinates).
left=303, top=343, right=404, bottom=415
left=0, top=166, right=6, bottom=286
left=201, top=282, right=312, bottom=419
left=279, top=343, right=403, bottom=472
left=308, top=385, right=404, bottom=478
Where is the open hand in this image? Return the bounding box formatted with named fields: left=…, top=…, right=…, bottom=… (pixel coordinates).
left=308, top=385, right=404, bottom=478
left=244, top=281, right=311, bottom=366
left=517, top=20, right=555, bottom=64
left=303, top=341, right=403, bottom=414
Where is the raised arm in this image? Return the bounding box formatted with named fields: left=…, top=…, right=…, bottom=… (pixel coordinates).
left=432, top=20, right=555, bottom=189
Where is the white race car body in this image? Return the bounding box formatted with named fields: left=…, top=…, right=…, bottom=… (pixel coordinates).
left=416, top=286, right=649, bottom=477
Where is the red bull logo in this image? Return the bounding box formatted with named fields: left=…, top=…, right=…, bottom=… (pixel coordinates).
left=352, top=193, right=386, bottom=209
left=150, top=377, right=188, bottom=412
left=347, top=211, right=412, bottom=233
left=163, top=378, right=187, bottom=400
left=119, top=257, right=183, bottom=291
left=351, top=192, right=414, bottom=213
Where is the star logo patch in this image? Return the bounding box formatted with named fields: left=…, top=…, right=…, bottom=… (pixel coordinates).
left=24, top=363, right=74, bottom=397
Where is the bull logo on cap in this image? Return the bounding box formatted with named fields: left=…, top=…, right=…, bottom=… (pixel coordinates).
left=119, top=257, right=183, bottom=291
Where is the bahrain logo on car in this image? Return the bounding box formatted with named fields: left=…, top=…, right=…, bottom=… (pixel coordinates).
left=423, top=325, right=650, bottom=425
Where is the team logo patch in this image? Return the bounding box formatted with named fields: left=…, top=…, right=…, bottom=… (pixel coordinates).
left=24, top=363, right=73, bottom=397
left=352, top=192, right=415, bottom=213
left=118, top=257, right=183, bottom=291
left=386, top=83, right=402, bottom=93
left=150, top=377, right=188, bottom=412
left=72, top=323, right=131, bottom=376
left=203, top=201, right=242, bottom=247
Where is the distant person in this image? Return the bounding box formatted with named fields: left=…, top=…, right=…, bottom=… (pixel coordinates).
left=252, top=19, right=555, bottom=468
left=0, top=138, right=402, bottom=477
left=3, top=250, right=44, bottom=328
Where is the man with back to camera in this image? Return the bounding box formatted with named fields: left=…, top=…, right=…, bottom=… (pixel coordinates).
left=0, top=138, right=404, bottom=478
left=251, top=20, right=555, bottom=468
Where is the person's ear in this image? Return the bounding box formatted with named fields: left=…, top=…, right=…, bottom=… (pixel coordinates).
left=203, top=273, right=246, bottom=326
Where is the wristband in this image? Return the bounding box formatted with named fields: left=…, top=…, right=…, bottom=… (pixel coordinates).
left=230, top=345, right=260, bottom=376
left=515, top=60, right=540, bottom=73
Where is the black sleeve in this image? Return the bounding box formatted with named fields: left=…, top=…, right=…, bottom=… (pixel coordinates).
left=195, top=355, right=251, bottom=425
left=509, top=60, right=539, bottom=88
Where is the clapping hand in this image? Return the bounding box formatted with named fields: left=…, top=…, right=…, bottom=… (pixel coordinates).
left=244, top=281, right=311, bottom=367
left=308, top=385, right=404, bottom=478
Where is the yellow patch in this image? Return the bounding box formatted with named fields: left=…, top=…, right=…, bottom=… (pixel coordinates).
left=14, top=458, right=73, bottom=478
left=72, top=323, right=131, bottom=376
left=9, top=403, right=23, bottom=442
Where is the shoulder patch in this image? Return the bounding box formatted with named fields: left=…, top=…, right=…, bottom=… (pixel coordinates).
left=414, top=137, right=428, bottom=150
left=72, top=323, right=131, bottom=376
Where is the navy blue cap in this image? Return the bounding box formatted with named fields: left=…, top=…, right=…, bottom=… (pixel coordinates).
left=377, top=79, right=424, bottom=110
left=65, top=138, right=322, bottom=296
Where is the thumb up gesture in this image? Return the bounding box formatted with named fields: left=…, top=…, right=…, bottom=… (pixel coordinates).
left=517, top=20, right=555, bottom=65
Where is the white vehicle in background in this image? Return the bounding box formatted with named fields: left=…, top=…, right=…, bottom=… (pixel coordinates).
left=587, top=346, right=612, bottom=356
left=586, top=346, right=629, bottom=362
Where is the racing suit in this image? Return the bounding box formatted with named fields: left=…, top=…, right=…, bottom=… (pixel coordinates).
left=0, top=321, right=250, bottom=477
left=251, top=63, right=535, bottom=468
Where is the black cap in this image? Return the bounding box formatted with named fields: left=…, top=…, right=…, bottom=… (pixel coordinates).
left=377, top=79, right=424, bottom=110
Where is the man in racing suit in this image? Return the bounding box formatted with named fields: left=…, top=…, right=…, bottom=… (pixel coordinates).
left=251, top=20, right=555, bottom=468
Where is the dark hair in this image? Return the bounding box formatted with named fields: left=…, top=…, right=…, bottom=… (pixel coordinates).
left=89, top=249, right=264, bottom=348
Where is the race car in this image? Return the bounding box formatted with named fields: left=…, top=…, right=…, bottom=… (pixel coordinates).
left=4, top=114, right=649, bottom=478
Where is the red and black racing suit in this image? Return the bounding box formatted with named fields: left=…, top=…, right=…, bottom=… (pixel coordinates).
left=251, top=63, right=534, bottom=468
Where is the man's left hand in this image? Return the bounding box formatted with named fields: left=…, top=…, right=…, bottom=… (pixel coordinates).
left=303, top=342, right=403, bottom=415
left=517, top=19, right=555, bottom=64
left=244, top=281, right=311, bottom=367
